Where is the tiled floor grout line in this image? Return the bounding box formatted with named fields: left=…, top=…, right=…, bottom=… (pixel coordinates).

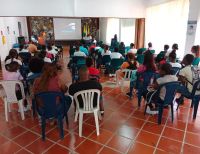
left=180, top=103, right=191, bottom=153
left=153, top=108, right=170, bottom=154
left=125, top=107, right=150, bottom=154
left=97, top=99, right=138, bottom=154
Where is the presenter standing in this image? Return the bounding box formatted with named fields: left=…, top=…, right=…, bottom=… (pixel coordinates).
left=38, top=31, right=46, bottom=49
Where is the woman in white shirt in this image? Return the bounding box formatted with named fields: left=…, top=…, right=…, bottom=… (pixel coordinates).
left=101, top=45, right=111, bottom=56
left=110, top=47, right=123, bottom=59
left=128, top=43, right=137, bottom=54
left=168, top=52, right=182, bottom=68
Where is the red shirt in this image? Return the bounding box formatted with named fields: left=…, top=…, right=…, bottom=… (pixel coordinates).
left=88, top=67, right=99, bottom=76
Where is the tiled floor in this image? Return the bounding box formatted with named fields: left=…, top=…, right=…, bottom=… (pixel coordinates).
left=0, top=48, right=200, bottom=153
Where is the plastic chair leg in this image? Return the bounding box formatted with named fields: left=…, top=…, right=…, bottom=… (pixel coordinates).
left=5, top=101, right=8, bottom=122
left=79, top=112, right=83, bottom=137
left=193, top=98, right=200, bottom=119
left=144, top=103, right=148, bottom=115
left=120, top=80, right=124, bottom=92
left=191, top=100, right=194, bottom=108
left=74, top=111, right=79, bottom=122
left=19, top=100, right=25, bottom=120
left=58, top=118, right=64, bottom=139
left=65, top=113, right=69, bottom=127
left=94, top=111, right=100, bottom=136
left=8, top=103, right=11, bottom=112
left=41, top=118, right=46, bottom=140
left=170, top=104, right=174, bottom=122
left=158, top=105, right=164, bottom=125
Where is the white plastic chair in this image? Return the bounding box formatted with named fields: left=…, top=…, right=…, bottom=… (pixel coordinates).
left=120, top=69, right=136, bottom=91
left=73, top=89, right=101, bottom=137
left=0, top=80, right=25, bottom=122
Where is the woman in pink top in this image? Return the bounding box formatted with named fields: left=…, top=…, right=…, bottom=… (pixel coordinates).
left=3, top=61, right=28, bottom=111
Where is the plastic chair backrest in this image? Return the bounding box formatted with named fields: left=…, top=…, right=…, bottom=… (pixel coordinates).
left=122, top=69, right=136, bottom=80
left=0, top=80, right=25, bottom=102
left=72, top=56, right=86, bottom=65
left=111, top=59, right=124, bottom=70
left=35, top=91, right=66, bottom=119
left=102, top=55, right=111, bottom=65
left=137, top=71, right=156, bottom=90
left=191, top=79, right=200, bottom=97
left=137, top=48, right=146, bottom=54
left=74, top=89, right=101, bottom=112
left=136, top=54, right=144, bottom=64
left=171, top=67, right=180, bottom=75
left=157, top=81, right=180, bottom=105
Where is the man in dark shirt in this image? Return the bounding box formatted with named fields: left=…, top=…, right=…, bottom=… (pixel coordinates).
left=69, top=66, right=104, bottom=111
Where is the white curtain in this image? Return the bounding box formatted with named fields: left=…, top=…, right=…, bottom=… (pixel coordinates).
left=106, top=18, right=119, bottom=45
left=145, top=0, right=189, bottom=59
left=120, top=19, right=135, bottom=46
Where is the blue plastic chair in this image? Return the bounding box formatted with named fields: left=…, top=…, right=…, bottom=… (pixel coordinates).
left=189, top=79, right=200, bottom=119
left=171, top=67, right=180, bottom=75
left=35, top=92, right=71, bottom=140
left=136, top=71, right=157, bottom=107
left=144, top=81, right=180, bottom=124
left=102, top=55, right=111, bottom=65
left=71, top=56, right=86, bottom=83
left=110, top=58, right=124, bottom=73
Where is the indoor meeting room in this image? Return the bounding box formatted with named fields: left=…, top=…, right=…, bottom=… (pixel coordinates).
left=0, top=0, right=200, bottom=153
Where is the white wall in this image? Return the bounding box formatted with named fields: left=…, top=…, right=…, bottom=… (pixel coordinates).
left=75, top=0, right=146, bottom=18
left=0, top=0, right=146, bottom=18
left=0, top=17, right=28, bottom=60
left=185, top=0, right=200, bottom=55
left=0, top=0, right=74, bottom=16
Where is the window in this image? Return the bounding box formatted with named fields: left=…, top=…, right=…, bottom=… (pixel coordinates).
left=120, top=19, right=135, bottom=46
left=145, top=0, right=189, bottom=59
left=106, top=18, right=119, bottom=45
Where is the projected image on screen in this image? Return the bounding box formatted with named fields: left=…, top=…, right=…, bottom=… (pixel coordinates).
left=53, top=18, right=82, bottom=40
left=62, top=23, right=75, bottom=33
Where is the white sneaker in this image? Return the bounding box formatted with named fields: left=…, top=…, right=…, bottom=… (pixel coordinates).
left=146, top=106, right=158, bottom=115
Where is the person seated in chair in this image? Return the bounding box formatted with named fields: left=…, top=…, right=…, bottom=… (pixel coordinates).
left=74, top=46, right=86, bottom=57
left=191, top=45, right=200, bottom=67
left=101, top=45, right=111, bottom=56
left=3, top=61, right=29, bottom=111
left=176, top=54, right=200, bottom=105
left=146, top=63, right=178, bottom=113
left=86, top=57, right=100, bottom=76
left=155, top=44, right=169, bottom=64
left=110, top=47, right=123, bottom=59
left=18, top=44, right=29, bottom=53
left=116, top=53, right=138, bottom=85
left=69, top=66, right=104, bottom=113
left=126, top=52, right=157, bottom=98
left=33, top=63, right=72, bottom=122
left=5, top=49, right=22, bottom=67
left=80, top=43, right=89, bottom=56
left=128, top=43, right=137, bottom=55
left=168, top=52, right=182, bottom=68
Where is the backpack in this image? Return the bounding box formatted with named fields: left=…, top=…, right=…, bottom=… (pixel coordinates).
left=191, top=66, right=200, bottom=85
